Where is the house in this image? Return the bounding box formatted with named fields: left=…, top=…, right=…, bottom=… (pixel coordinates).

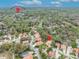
left=0, top=34, right=12, bottom=45
left=0, top=22, right=7, bottom=34
left=18, top=33, right=29, bottom=43
left=23, top=54, right=33, bottom=59
left=19, top=51, right=33, bottom=59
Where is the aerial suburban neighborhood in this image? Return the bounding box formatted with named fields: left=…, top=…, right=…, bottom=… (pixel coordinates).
left=0, top=0, right=79, bottom=59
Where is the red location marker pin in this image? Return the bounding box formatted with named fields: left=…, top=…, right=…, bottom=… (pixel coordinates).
left=47, top=34, right=52, bottom=41
left=15, top=6, right=21, bottom=13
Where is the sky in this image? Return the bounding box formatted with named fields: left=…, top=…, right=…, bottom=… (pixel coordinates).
left=0, top=0, right=79, bottom=8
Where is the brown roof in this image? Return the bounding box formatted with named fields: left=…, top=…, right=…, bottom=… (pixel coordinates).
left=23, top=54, right=33, bottom=59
